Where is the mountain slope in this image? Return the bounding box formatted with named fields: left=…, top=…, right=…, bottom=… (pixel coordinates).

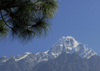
left=32, top=52, right=100, bottom=71
left=32, top=53, right=90, bottom=71
left=0, top=36, right=99, bottom=71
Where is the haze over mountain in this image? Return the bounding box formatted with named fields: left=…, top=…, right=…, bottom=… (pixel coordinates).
left=0, top=36, right=100, bottom=71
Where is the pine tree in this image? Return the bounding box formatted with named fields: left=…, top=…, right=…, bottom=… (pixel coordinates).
left=0, top=0, right=58, bottom=42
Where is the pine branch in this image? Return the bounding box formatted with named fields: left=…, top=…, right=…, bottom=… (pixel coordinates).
left=0, top=10, right=11, bottom=28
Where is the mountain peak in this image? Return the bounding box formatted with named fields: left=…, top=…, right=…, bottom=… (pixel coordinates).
left=53, top=36, right=79, bottom=48
left=50, top=36, right=97, bottom=59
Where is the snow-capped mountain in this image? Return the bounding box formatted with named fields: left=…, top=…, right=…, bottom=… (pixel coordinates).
left=0, top=36, right=98, bottom=71
left=48, top=36, right=97, bottom=59
left=0, top=36, right=97, bottom=63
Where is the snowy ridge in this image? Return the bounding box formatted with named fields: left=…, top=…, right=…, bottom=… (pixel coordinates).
left=0, top=56, right=9, bottom=63
left=0, top=36, right=97, bottom=63
left=15, top=52, right=31, bottom=61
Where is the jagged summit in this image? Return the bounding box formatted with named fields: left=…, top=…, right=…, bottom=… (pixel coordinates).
left=49, top=36, right=97, bottom=59
left=52, top=36, right=79, bottom=48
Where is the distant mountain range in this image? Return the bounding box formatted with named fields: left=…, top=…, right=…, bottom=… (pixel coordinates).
left=0, top=36, right=100, bottom=71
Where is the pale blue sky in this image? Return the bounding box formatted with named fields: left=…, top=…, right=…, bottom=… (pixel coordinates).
left=0, top=0, right=100, bottom=57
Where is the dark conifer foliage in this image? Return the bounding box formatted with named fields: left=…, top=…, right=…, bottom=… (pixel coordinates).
left=0, top=0, right=58, bottom=41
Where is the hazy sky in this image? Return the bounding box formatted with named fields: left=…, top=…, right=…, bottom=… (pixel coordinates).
left=1, top=0, right=100, bottom=57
